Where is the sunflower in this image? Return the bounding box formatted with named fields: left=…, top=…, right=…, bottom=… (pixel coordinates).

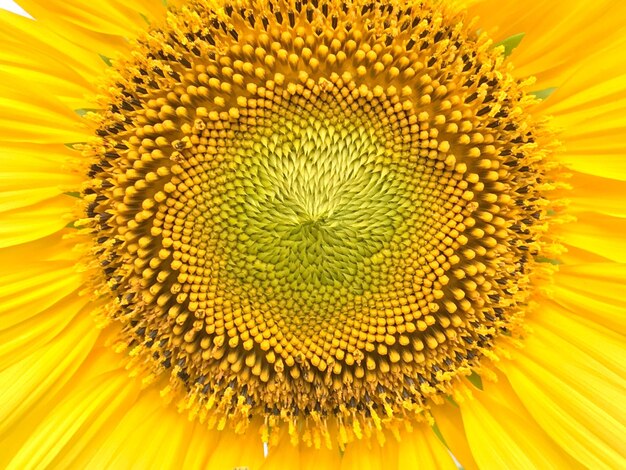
left=1, top=0, right=625, bottom=468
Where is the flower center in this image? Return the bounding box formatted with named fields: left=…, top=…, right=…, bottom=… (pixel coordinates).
left=84, top=0, right=553, bottom=448
left=220, top=106, right=409, bottom=298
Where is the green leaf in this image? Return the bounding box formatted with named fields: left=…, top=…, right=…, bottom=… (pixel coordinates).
left=64, top=191, right=81, bottom=198
left=493, top=32, right=525, bottom=58
left=75, top=108, right=101, bottom=117
left=467, top=371, right=483, bottom=390
left=535, top=256, right=562, bottom=265
left=99, top=54, right=113, bottom=67
left=432, top=422, right=447, bottom=446
left=432, top=423, right=466, bottom=468
left=64, top=142, right=86, bottom=150
left=530, top=87, right=558, bottom=101
left=446, top=395, right=459, bottom=407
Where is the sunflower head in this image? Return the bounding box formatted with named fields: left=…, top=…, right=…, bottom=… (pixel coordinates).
left=3, top=0, right=626, bottom=467
left=77, top=0, right=562, bottom=447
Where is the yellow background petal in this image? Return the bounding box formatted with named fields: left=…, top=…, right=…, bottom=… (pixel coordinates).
left=468, top=0, right=626, bottom=90
left=564, top=171, right=626, bottom=218
left=556, top=212, right=626, bottom=263
left=0, top=9, right=105, bottom=83
left=459, top=374, right=580, bottom=469
left=431, top=403, right=478, bottom=470
left=538, top=39, right=626, bottom=181
left=552, top=263, right=626, bottom=336
left=500, top=316, right=626, bottom=469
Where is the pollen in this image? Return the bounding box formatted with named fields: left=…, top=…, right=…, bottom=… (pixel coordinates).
left=83, top=0, right=556, bottom=448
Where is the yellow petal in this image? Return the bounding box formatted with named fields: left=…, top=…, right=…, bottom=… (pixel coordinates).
left=552, top=263, right=626, bottom=336
left=0, top=226, right=82, bottom=260
left=0, top=231, right=86, bottom=370
left=564, top=171, right=626, bottom=218
left=0, top=14, right=96, bottom=108
left=431, top=403, right=478, bottom=470
left=15, top=0, right=131, bottom=50
left=468, top=0, right=626, bottom=90
left=538, top=39, right=626, bottom=181
left=179, top=422, right=223, bottom=470
left=0, top=145, right=83, bottom=215
left=0, top=86, right=88, bottom=144
left=299, top=444, right=342, bottom=470
left=0, top=8, right=105, bottom=83
left=91, top=395, right=190, bottom=469
left=260, top=428, right=342, bottom=470
left=396, top=425, right=458, bottom=470
left=81, top=388, right=167, bottom=468
left=459, top=374, right=580, bottom=469
left=204, top=428, right=266, bottom=470
left=0, top=283, right=85, bottom=371
left=530, top=298, right=624, bottom=380
left=0, top=311, right=98, bottom=441
left=110, top=0, right=170, bottom=24
left=84, top=387, right=257, bottom=470
left=0, top=188, right=71, bottom=212
left=260, top=433, right=301, bottom=470
left=340, top=437, right=387, bottom=470
left=0, top=319, right=138, bottom=467
left=0, top=195, right=76, bottom=248
left=0, top=143, right=81, bottom=171
left=339, top=424, right=457, bottom=470
left=5, top=369, right=138, bottom=469
left=558, top=244, right=610, bottom=265
left=556, top=212, right=626, bottom=263
left=14, top=0, right=164, bottom=58
left=0, top=254, right=81, bottom=319
left=500, top=317, right=626, bottom=468
left=16, top=0, right=141, bottom=34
